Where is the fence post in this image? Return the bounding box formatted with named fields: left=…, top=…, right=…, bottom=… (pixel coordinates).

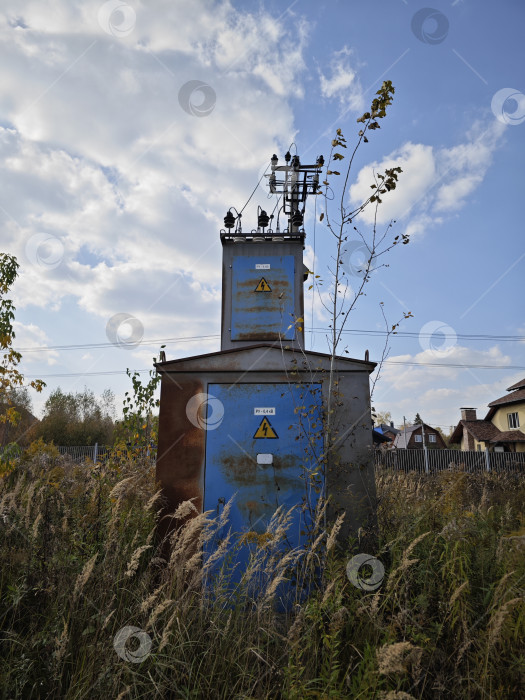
left=94, top=442, right=98, bottom=464
left=423, top=445, right=429, bottom=474
left=485, top=447, right=490, bottom=472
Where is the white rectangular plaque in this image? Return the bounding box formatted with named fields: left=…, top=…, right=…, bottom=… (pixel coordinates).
left=254, top=407, right=275, bottom=415
left=255, top=264, right=270, bottom=269
left=257, top=453, right=273, bottom=465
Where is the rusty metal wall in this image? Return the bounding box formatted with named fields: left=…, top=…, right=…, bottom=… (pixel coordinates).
left=231, top=255, right=295, bottom=341
left=221, top=238, right=306, bottom=350
left=156, top=349, right=376, bottom=545
left=204, top=382, right=323, bottom=539
left=156, top=376, right=205, bottom=542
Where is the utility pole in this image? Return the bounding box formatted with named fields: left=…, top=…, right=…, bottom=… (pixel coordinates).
left=268, top=152, right=324, bottom=233
left=403, top=416, right=407, bottom=449
left=421, top=419, right=429, bottom=474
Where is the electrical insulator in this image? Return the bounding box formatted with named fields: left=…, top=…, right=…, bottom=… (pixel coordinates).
left=258, top=210, right=270, bottom=229
left=291, top=211, right=303, bottom=227
left=224, top=210, right=236, bottom=229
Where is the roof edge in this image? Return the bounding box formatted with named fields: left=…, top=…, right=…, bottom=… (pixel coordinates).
left=155, top=343, right=377, bottom=371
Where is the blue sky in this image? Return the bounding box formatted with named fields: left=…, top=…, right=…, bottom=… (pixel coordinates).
left=1, top=0, right=523, bottom=432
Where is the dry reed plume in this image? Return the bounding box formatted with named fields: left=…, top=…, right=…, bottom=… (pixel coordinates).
left=0, top=452, right=523, bottom=699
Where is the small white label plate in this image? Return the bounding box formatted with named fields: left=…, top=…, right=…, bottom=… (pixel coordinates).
left=255, top=264, right=270, bottom=269
left=257, top=453, right=273, bottom=465
left=254, top=407, right=275, bottom=415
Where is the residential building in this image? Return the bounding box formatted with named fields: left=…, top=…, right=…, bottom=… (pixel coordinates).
left=375, top=421, right=400, bottom=442
left=393, top=423, right=447, bottom=449
left=450, top=378, right=525, bottom=452
left=372, top=428, right=391, bottom=446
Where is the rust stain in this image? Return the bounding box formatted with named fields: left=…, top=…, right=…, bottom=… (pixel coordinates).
left=218, top=452, right=302, bottom=496
left=180, top=429, right=202, bottom=447
left=236, top=331, right=283, bottom=340
left=237, top=279, right=290, bottom=291
left=156, top=377, right=205, bottom=545
left=220, top=454, right=256, bottom=486
left=244, top=500, right=266, bottom=516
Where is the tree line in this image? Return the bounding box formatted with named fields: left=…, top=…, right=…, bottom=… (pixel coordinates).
left=1, top=386, right=118, bottom=447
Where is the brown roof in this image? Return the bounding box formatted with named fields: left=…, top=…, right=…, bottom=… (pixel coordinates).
left=487, top=388, right=525, bottom=408
left=507, top=378, right=525, bottom=391
left=490, top=430, right=525, bottom=443
left=450, top=419, right=501, bottom=444
left=485, top=388, right=525, bottom=421
left=393, top=423, right=446, bottom=448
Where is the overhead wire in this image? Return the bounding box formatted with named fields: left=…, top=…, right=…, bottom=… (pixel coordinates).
left=310, top=195, right=317, bottom=350
left=23, top=359, right=525, bottom=379
left=310, top=328, right=525, bottom=342
left=14, top=334, right=221, bottom=353
left=238, top=164, right=269, bottom=216
left=14, top=328, right=525, bottom=354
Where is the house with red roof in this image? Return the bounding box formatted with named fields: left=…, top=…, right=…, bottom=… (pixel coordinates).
left=450, top=378, right=525, bottom=453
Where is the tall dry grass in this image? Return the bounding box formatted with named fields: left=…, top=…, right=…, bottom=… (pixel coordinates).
left=0, top=452, right=524, bottom=699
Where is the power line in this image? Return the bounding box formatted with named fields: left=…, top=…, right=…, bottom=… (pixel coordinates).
left=13, top=328, right=525, bottom=354
left=383, top=361, right=525, bottom=369
left=310, top=328, right=525, bottom=342
left=15, top=334, right=220, bottom=353
left=23, top=360, right=525, bottom=379
left=23, top=369, right=152, bottom=379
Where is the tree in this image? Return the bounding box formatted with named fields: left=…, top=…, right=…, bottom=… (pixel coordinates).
left=310, top=82, right=413, bottom=500
left=33, top=387, right=115, bottom=446
left=258, top=81, right=414, bottom=544
left=0, top=254, right=45, bottom=473
left=435, top=425, right=460, bottom=449
left=113, top=367, right=161, bottom=457
left=413, top=413, right=423, bottom=425
left=311, top=82, right=413, bottom=479
left=318, top=81, right=412, bottom=386
left=374, top=410, right=392, bottom=427
left=0, top=387, right=37, bottom=447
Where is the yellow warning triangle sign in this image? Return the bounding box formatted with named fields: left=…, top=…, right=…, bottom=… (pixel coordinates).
left=254, top=277, right=271, bottom=292
left=253, top=417, right=278, bottom=439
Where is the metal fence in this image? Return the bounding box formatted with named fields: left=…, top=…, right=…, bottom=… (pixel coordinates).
left=56, top=444, right=110, bottom=463
left=0, top=443, right=157, bottom=465
left=55, top=444, right=157, bottom=464
left=375, top=448, right=525, bottom=474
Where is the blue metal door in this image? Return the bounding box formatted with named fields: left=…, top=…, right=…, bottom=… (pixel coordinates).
left=204, top=382, right=323, bottom=598
left=231, top=256, right=295, bottom=341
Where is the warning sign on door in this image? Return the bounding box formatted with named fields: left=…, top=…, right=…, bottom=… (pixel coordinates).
left=254, top=277, right=271, bottom=292
left=253, top=416, right=278, bottom=439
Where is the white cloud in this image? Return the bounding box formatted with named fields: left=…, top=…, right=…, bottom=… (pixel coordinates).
left=348, top=120, right=505, bottom=236
left=349, top=142, right=436, bottom=227
left=0, top=0, right=313, bottom=350
left=433, top=120, right=505, bottom=212
left=13, top=321, right=59, bottom=365
left=374, top=344, right=514, bottom=428
left=319, top=46, right=364, bottom=112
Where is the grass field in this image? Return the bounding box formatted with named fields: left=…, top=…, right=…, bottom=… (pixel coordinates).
left=1, top=451, right=524, bottom=699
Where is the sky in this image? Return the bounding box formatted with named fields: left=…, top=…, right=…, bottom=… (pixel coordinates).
left=1, top=0, right=524, bottom=434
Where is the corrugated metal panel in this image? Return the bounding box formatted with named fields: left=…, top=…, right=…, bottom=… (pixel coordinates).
left=204, top=382, right=323, bottom=599
left=231, top=256, right=295, bottom=341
